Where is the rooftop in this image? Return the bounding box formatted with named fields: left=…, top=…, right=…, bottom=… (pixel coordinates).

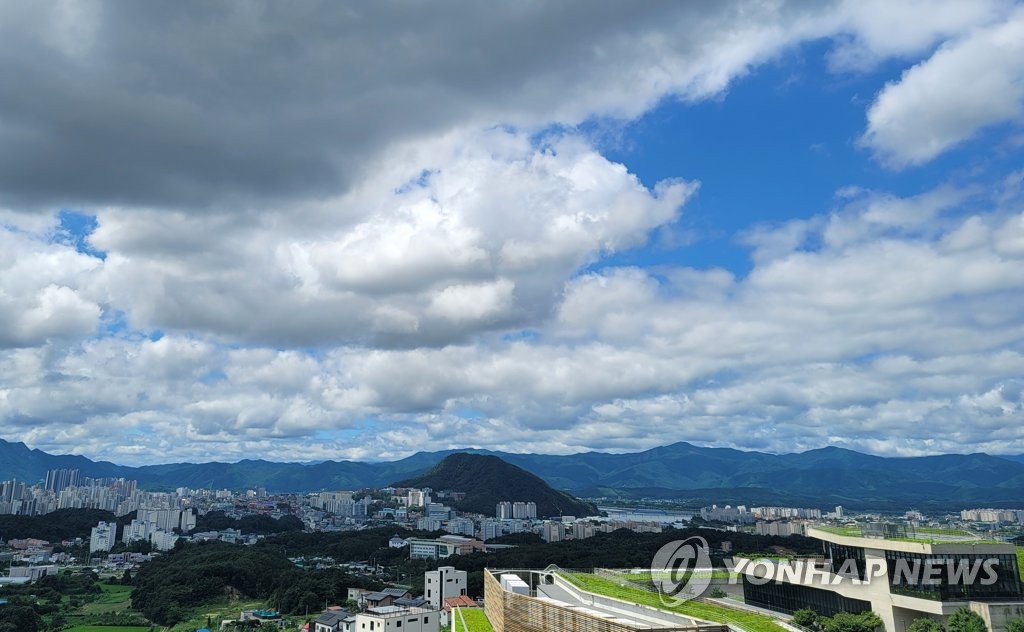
left=810, top=524, right=1002, bottom=545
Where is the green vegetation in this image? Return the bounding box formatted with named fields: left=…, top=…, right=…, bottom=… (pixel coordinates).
left=792, top=608, right=817, bottom=628
left=945, top=607, right=986, bottom=632
left=561, top=572, right=787, bottom=632
left=907, top=619, right=944, bottom=632
left=453, top=608, right=493, bottom=632
left=131, top=541, right=294, bottom=624
left=1016, top=547, right=1024, bottom=580
left=1005, top=618, right=1024, bottom=632
left=812, top=526, right=863, bottom=537
left=64, top=626, right=151, bottom=632
left=820, top=612, right=883, bottom=632
left=132, top=540, right=384, bottom=625
left=0, top=508, right=118, bottom=541
left=81, top=584, right=133, bottom=615
left=164, top=598, right=265, bottom=632
left=194, top=511, right=304, bottom=535
left=393, top=453, right=597, bottom=517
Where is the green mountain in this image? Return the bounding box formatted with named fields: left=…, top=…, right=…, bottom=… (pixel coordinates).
left=392, top=453, right=598, bottom=517
left=5, top=438, right=1024, bottom=509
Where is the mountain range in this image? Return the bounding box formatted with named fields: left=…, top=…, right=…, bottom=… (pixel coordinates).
left=3, top=438, right=1024, bottom=510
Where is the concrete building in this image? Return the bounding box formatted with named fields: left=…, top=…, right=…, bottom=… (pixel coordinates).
left=122, top=518, right=151, bottom=543
left=408, top=536, right=483, bottom=560
left=89, top=521, right=117, bottom=553
left=484, top=569, right=729, bottom=632
left=738, top=525, right=1024, bottom=632
left=8, top=565, right=56, bottom=581
left=150, top=529, right=179, bottom=551
left=541, top=521, right=562, bottom=542
left=354, top=606, right=438, bottom=632
left=425, top=566, right=467, bottom=610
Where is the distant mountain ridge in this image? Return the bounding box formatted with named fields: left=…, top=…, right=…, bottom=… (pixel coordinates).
left=3, top=438, right=1024, bottom=509
left=392, top=453, right=597, bottom=517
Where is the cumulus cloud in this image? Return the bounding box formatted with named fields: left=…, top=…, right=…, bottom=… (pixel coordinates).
left=0, top=225, right=102, bottom=348
left=2, top=187, right=1023, bottom=462
left=862, top=7, right=1024, bottom=167
left=87, top=129, right=695, bottom=347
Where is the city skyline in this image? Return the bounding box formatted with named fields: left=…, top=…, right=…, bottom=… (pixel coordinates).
left=1, top=2, right=1022, bottom=464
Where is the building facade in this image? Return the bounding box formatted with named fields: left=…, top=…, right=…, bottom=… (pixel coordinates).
left=425, top=566, right=467, bottom=610
left=739, top=526, right=1024, bottom=632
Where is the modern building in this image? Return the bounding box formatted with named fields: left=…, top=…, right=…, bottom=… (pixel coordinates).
left=408, top=536, right=483, bottom=560
left=353, top=606, right=438, bottom=632
left=45, top=468, right=80, bottom=494
left=424, top=566, right=467, bottom=611
left=314, top=612, right=347, bottom=632
left=484, top=568, right=729, bottom=632
left=739, top=525, right=1024, bottom=632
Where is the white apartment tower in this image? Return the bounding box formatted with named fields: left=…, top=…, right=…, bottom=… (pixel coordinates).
left=90, top=521, right=117, bottom=553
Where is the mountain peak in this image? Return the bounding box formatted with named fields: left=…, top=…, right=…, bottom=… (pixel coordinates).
left=394, top=452, right=597, bottom=518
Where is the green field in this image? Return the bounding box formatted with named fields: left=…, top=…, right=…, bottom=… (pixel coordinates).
left=562, top=572, right=786, bottom=632
left=81, top=584, right=134, bottom=614
left=453, top=608, right=494, bottom=632
left=167, top=598, right=269, bottom=632
left=1017, top=547, right=1023, bottom=580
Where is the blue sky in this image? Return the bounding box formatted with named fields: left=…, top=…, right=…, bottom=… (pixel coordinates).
left=0, top=2, right=1022, bottom=464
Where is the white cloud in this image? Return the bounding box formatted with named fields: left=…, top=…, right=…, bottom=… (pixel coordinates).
left=862, top=7, right=1024, bottom=167
left=0, top=226, right=102, bottom=348
left=89, top=129, right=695, bottom=347
left=2, top=188, right=1023, bottom=462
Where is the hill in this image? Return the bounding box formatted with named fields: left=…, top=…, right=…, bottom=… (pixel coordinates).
left=5, top=438, right=1024, bottom=509
left=392, top=453, right=598, bottom=517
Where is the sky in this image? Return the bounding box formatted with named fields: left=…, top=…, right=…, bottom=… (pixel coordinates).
left=1, top=1, right=1023, bottom=465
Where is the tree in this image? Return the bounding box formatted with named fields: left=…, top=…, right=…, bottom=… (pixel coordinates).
left=793, top=608, right=819, bottom=629
left=1006, top=619, right=1024, bottom=632
left=821, top=611, right=883, bottom=632
left=908, top=618, right=943, bottom=632
left=945, top=608, right=985, bottom=632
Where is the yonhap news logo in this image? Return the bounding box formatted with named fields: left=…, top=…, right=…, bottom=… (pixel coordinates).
left=651, top=541, right=1006, bottom=604
left=650, top=536, right=714, bottom=606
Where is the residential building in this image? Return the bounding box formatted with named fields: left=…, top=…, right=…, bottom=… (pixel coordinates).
left=541, top=521, right=562, bottom=542
left=150, top=529, right=179, bottom=551
left=739, top=525, right=1024, bottom=632
left=314, top=612, right=347, bottom=632
left=363, top=588, right=410, bottom=609
left=89, top=521, right=117, bottom=553
left=354, top=606, right=438, bottom=632
left=122, top=518, right=151, bottom=543
left=424, top=566, right=467, bottom=610
left=441, top=595, right=478, bottom=628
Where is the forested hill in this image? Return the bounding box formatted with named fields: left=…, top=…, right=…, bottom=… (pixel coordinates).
left=0, top=508, right=118, bottom=541
left=392, top=453, right=598, bottom=517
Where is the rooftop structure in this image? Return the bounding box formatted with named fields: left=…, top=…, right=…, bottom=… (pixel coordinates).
left=484, top=568, right=730, bottom=632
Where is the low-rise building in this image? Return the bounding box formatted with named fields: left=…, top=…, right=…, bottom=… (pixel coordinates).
left=354, top=606, right=438, bottom=632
